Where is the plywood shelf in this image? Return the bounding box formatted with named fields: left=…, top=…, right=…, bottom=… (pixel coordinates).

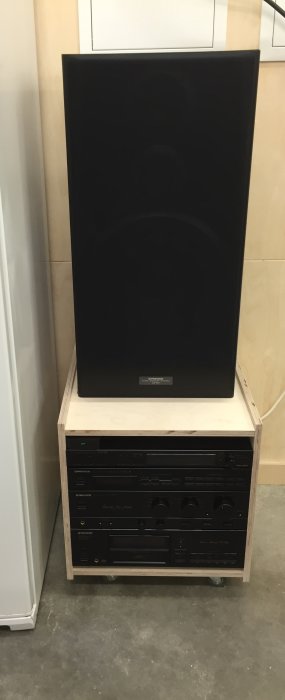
left=65, top=366, right=256, bottom=437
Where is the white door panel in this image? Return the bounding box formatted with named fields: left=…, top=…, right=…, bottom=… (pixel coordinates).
left=79, top=0, right=228, bottom=53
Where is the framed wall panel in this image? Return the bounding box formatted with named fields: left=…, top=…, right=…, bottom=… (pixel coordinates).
left=260, top=0, right=285, bottom=60
left=78, top=0, right=228, bottom=53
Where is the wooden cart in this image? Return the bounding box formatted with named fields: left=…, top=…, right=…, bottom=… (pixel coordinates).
left=58, top=354, right=261, bottom=583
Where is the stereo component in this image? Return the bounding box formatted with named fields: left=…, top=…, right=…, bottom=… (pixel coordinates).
left=71, top=530, right=247, bottom=568
left=66, top=436, right=253, bottom=569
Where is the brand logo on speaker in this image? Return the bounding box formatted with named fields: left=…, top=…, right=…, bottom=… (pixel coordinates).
left=139, top=376, right=173, bottom=386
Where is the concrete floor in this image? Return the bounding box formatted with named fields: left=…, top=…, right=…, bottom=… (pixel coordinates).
left=0, top=486, right=285, bottom=700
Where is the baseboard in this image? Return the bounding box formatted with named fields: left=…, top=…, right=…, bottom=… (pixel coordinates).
left=0, top=602, right=38, bottom=631
left=258, top=462, right=285, bottom=485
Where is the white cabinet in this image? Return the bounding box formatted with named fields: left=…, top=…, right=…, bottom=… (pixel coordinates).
left=78, top=0, right=228, bottom=53
left=0, top=0, right=59, bottom=630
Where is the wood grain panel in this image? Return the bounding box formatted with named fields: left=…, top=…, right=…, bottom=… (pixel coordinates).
left=238, top=260, right=285, bottom=462
left=51, top=262, right=75, bottom=398
left=34, top=0, right=79, bottom=263
left=245, top=63, right=285, bottom=260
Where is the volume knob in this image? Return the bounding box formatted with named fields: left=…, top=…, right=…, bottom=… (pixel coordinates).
left=214, top=497, right=234, bottom=512
left=151, top=498, right=169, bottom=512
left=181, top=497, right=199, bottom=513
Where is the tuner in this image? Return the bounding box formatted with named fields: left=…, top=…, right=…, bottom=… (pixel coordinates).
left=181, top=497, right=199, bottom=513
left=214, top=497, right=234, bottom=512
left=151, top=497, right=169, bottom=512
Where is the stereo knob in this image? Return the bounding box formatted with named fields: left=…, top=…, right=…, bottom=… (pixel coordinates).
left=225, top=453, right=236, bottom=466
left=214, top=497, right=234, bottom=512
left=181, top=497, right=199, bottom=513
left=151, top=497, right=169, bottom=512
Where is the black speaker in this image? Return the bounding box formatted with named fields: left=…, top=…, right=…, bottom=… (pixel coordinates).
left=62, top=51, right=259, bottom=398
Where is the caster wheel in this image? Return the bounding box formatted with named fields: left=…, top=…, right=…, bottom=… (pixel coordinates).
left=105, top=575, right=117, bottom=583
left=208, top=576, right=225, bottom=587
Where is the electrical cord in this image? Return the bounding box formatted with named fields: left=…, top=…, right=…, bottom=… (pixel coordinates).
left=263, top=0, right=285, bottom=20
left=261, top=389, right=285, bottom=420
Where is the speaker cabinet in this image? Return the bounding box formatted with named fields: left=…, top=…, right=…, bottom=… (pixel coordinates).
left=62, top=51, right=259, bottom=397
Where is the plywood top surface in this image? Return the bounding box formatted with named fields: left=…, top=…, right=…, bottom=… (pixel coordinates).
left=64, top=374, right=255, bottom=436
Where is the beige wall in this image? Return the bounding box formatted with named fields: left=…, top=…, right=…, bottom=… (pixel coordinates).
left=34, top=0, right=285, bottom=482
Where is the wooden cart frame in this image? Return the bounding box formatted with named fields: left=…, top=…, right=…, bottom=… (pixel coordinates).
left=58, top=353, right=262, bottom=583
